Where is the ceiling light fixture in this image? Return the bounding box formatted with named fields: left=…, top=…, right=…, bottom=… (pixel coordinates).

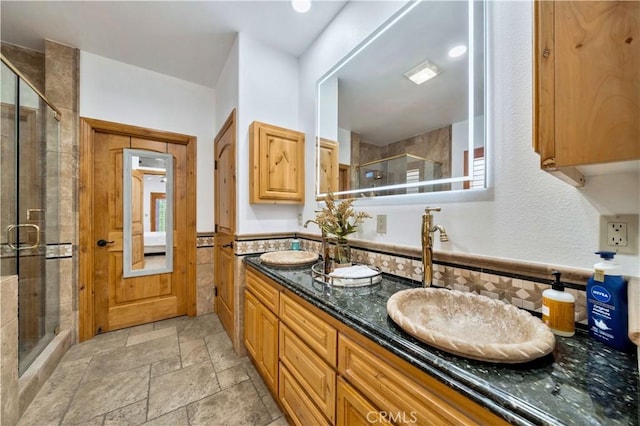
left=291, top=0, right=311, bottom=13
left=404, top=61, right=441, bottom=85
left=448, top=45, right=467, bottom=58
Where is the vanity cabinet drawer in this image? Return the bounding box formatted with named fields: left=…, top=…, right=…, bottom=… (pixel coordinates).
left=337, top=377, right=390, bottom=426
left=280, top=293, right=337, bottom=367
left=279, top=363, right=331, bottom=426
left=280, top=324, right=336, bottom=423
left=246, top=268, right=279, bottom=314
left=338, top=334, right=508, bottom=426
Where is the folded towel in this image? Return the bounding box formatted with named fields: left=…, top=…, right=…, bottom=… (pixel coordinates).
left=628, top=277, right=640, bottom=346
left=329, top=265, right=381, bottom=287
left=329, top=265, right=379, bottom=279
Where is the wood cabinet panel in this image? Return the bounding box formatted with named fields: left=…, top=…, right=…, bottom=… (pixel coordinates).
left=338, top=334, right=509, bottom=426
left=318, top=138, right=339, bottom=195
left=280, top=293, right=337, bottom=367
left=244, top=289, right=259, bottom=360
left=244, top=290, right=279, bottom=395
left=337, top=377, right=390, bottom=426
left=279, top=363, right=331, bottom=426
left=534, top=1, right=639, bottom=182
left=246, top=268, right=280, bottom=314
left=280, top=324, right=336, bottom=423
left=250, top=121, right=305, bottom=204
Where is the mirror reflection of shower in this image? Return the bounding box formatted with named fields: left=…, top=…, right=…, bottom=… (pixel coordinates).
left=123, top=149, right=174, bottom=278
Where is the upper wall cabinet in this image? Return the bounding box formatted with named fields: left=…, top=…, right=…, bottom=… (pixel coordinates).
left=534, top=1, right=639, bottom=186
left=250, top=121, right=305, bottom=204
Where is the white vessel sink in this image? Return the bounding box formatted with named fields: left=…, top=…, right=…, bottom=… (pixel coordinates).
left=386, top=288, right=555, bottom=363
left=259, top=250, right=319, bottom=267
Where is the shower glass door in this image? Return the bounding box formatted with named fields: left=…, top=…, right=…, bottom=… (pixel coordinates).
left=1, top=59, right=60, bottom=375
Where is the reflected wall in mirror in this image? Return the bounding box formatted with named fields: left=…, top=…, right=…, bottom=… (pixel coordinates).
left=317, top=0, right=486, bottom=198
left=123, top=149, right=173, bottom=278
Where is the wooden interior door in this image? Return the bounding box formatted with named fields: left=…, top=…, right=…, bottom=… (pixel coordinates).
left=214, top=110, right=236, bottom=342
left=131, top=170, right=145, bottom=270
left=92, top=133, right=187, bottom=333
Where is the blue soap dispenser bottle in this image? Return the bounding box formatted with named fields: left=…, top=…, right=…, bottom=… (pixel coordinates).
left=586, top=251, right=632, bottom=351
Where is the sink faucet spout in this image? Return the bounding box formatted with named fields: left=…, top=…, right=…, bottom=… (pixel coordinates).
left=422, top=207, right=447, bottom=287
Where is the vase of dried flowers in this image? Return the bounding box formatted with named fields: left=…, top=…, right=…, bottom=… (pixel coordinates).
left=305, top=190, right=370, bottom=269
left=334, top=238, right=352, bottom=267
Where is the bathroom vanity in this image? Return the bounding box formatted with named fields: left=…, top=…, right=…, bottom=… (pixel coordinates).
left=244, top=256, right=639, bottom=426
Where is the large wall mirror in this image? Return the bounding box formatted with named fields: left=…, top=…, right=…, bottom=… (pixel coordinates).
left=316, top=0, right=486, bottom=199
left=123, top=149, right=173, bottom=278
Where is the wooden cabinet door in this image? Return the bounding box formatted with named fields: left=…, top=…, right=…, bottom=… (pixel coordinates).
left=535, top=1, right=639, bottom=169
left=244, top=290, right=279, bottom=395
left=244, top=290, right=259, bottom=361
left=250, top=121, right=305, bottom=204
left=259, top=301, right=279, bottom=394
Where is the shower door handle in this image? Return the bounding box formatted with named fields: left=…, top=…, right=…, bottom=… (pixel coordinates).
left=6, top=224, right=41, bottom=251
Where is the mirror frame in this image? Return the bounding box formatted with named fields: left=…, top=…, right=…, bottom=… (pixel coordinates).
left=123, top=148, right=174, bottom=278
left=315, top=0, right=487, bottom=200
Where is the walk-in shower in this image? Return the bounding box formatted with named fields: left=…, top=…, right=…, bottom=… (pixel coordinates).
left=1, top=56, right=60, bottom=375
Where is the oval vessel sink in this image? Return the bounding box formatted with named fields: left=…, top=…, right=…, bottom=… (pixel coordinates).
left=387, top=288, right=555, bottom=363
left=259, top=250, right=319, bottom=267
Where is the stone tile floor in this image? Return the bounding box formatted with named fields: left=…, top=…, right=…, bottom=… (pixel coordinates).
left=18, top=314, right=287, bottom=426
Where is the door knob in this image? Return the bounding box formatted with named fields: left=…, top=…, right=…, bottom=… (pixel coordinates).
left=221, top=242, right=234, bottom=249
left=97, top=239, right=114, bottom=247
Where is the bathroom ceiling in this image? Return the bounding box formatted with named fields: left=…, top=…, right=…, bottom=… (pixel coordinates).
left=0, top=0, right=347, bottom=88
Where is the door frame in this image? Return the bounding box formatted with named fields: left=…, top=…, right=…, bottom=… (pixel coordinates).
left=78, top=117, right=197, bottom=342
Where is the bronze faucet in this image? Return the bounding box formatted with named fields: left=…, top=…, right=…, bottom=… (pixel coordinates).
left=422, top=207, right=448, bottom=287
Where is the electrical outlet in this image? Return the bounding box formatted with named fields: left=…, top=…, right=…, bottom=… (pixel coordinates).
left=607, top=222, right=628, bottom=247
left=376, top=214, right=387, bottom=234
left=599, top=214, right=639, bottom=255
left=297, top=213, right=302, bottom=226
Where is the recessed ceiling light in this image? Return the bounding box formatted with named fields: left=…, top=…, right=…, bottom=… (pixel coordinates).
left=448, top=45, right=467, bottom=58
left=404, top=61, right=441, bottom=85
left=291, top=0, right=311, bottom=13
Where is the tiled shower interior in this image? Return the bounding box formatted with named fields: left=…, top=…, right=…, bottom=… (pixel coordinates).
left=1, top=46, right=73, bottom=425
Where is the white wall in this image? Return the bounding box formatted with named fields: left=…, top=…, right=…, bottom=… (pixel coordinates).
left=337, top=127, right=351, bottom=165
left=299, top=2, right=640, bottom=276
left=79, top=51, right=217, bottom=232
left=451, top=115, right=485, bottom=191
left=236, top=33, right=302, bottom=234
left=215, top=35, right=239, bottom=133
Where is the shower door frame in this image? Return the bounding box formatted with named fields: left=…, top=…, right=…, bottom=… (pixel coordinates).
left=1, top=55, right=62, bottom=375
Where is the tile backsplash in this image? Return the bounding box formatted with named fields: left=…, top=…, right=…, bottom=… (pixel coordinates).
left=217, top=232, right=591, bottom=323
left=299, top=235, right=589, bottom=322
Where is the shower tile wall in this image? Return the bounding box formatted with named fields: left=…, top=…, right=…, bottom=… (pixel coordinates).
left=197, top=234, right=215, bottom=315
left=44, top=40, right=80, bottom=341
left=0, top=275, right=19, bottom=425
left=0, top=44, right=44, bottom=93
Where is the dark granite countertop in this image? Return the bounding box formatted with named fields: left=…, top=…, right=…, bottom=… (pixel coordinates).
left=244, top=256, right=639, bottom=426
